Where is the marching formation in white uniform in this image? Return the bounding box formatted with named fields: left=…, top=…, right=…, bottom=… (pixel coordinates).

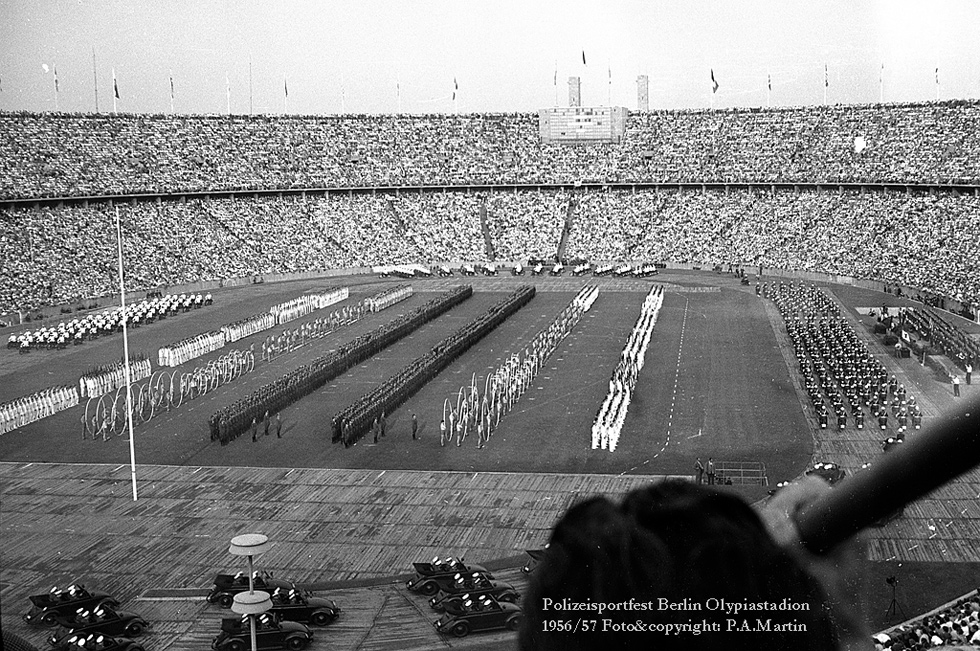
left=0, top=385, right=79, bottom=435
left=79, top=356, right=153, bottom=398
left=158, top=331, right=226, bottom=367
left=592, top=285, right=665, bottom=452
left=221, top=313, right=276, bottom=344
left=7, top=293, right=212, bottom=353
left=270, top=287, right=348, bottom=325
left=441, top=285, right=599, bottom=448
left=364, top=284, right=413, bottom=312
left=160, top=287, right=352, bottom=367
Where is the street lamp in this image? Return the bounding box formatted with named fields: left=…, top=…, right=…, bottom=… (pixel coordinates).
left=229, top=534, right=272, bottom=651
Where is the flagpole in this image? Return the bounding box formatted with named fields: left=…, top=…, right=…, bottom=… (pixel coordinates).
left=709, top=70, right=714, bottom=111
left=112, top=68, right=117, bottom=114
left=283, top=75, right=288, bottom=114
left=936, top=67, right=940, bottom=101
left=170, top=70, right=175, bottom=114
left=767, top=68, right=771, bottom=108
left=879, top=64, right=884, bottom=104
left=53, top=66, right=59, bottom=111
left=607, top=61, right=611, bottom=107
left=114, top=206, right=139, bottom=502
left=249, top=57, right=253, bottom=115
left=823, top=64, right=828, bottom=105
left=397, top=78, right=401, bottom=113
left=226, top=73, right=231, bottom=115
left=93, top=49, right=99, bottom=113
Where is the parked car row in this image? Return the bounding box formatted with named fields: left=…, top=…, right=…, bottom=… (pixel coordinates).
left=405, top=555, right=527, bottom=638
left=23, top=584, right=150, bottom=651
left=24, top=555, right=544, bottom=648
left=207, top=571, right=340, bottom=651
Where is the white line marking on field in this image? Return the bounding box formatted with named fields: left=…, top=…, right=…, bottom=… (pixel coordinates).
left=656, top=297, right=691, bottom=460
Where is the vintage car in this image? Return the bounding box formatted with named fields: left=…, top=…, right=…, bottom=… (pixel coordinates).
left=409, top=557, right=490, bottom=580
left=423, top=573, right=510, bottom=603
left=481, top=263, right=498, bottom=276
left=459, top=264, right=476, bottom=276
left=549, top=263, right=564, bottom=276
left=429, top=582, right=519, bottom=611
left=48, top=607, right=149, bottom=646
left=212, top=615, right=312, bottom=651
left=805, top=461, right=846, bottom=486
left=437, top=265, right=454, bottom=277
left=25, top=585, right=120, bottom=627
left=208, top=571, right=296, bottom=608
left=433, top=595, right=522, bottom=637
left=511, top=263, right=524, bottom=276
left=406, top=558, right=491, bottom=596
left=592, top=264, right=614, bottom=276
left=54, top=633, right=145, bottom=651
left=268, top=588, right=340, bottom=627
left=530, top=264, right=545, bottom=276
left=572, top=263, right=591, bottom=276
left=521, top=548, right=547, bottom=574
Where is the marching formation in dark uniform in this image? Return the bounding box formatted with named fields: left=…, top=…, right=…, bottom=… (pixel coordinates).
left=211, top=285, right=472, bottom=446
left=332, top=285, right=535, bottom=447
left=764, top=282, right=923, bottom=439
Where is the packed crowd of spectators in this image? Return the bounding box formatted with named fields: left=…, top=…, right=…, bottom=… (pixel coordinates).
left=565, top=188, right=980, bottom=311
left=3, top=102, right=980, bottom=198
left=2, top=187, right=978, bottom=317
left=485, top=190, right=567, bottom=261
left=874, top=590, right=980, bottom=649
left=3, top=102, right=979, bottom=318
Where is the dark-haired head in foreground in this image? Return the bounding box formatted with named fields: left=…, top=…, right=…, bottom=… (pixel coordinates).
left=520, top=479, right=870, bottom=650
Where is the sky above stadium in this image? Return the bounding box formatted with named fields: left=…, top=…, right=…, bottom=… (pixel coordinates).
left=1, top=0, right=978, bottom=115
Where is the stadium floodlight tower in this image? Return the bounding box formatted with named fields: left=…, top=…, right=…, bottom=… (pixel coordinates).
left=229, top=534, right=273, bottom=651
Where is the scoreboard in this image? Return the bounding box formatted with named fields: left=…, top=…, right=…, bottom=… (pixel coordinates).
left=538, top=106, right=629, bottom=144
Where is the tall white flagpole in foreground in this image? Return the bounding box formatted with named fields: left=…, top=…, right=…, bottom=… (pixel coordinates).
left=115, top=206, right=139, bottom=501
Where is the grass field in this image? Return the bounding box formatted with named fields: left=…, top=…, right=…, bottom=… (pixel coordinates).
left=0, top=275, right=810, bottom=483
left=2, top=269, right=978, bottom=649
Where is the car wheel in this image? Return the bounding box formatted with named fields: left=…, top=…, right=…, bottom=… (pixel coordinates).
left=218, top=594, right=234, bottom=608
left=130, top=646, right=145, bottom=651
left=285, top=636, right=309, bottom=651
left=507, top=614, right=522, bottom=631
left=498, top=592, right=518, bottom=603
left=452, top=621, right=470, bottom=638
left=419, top=582, right=438, bottom=596
left=228, top=640, right=245, bottom=651
left=311, top=611, right=333, bottom=626
left=41, top=612, right=59, bottom=627
left=126, top=621, right=145, bottom=636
